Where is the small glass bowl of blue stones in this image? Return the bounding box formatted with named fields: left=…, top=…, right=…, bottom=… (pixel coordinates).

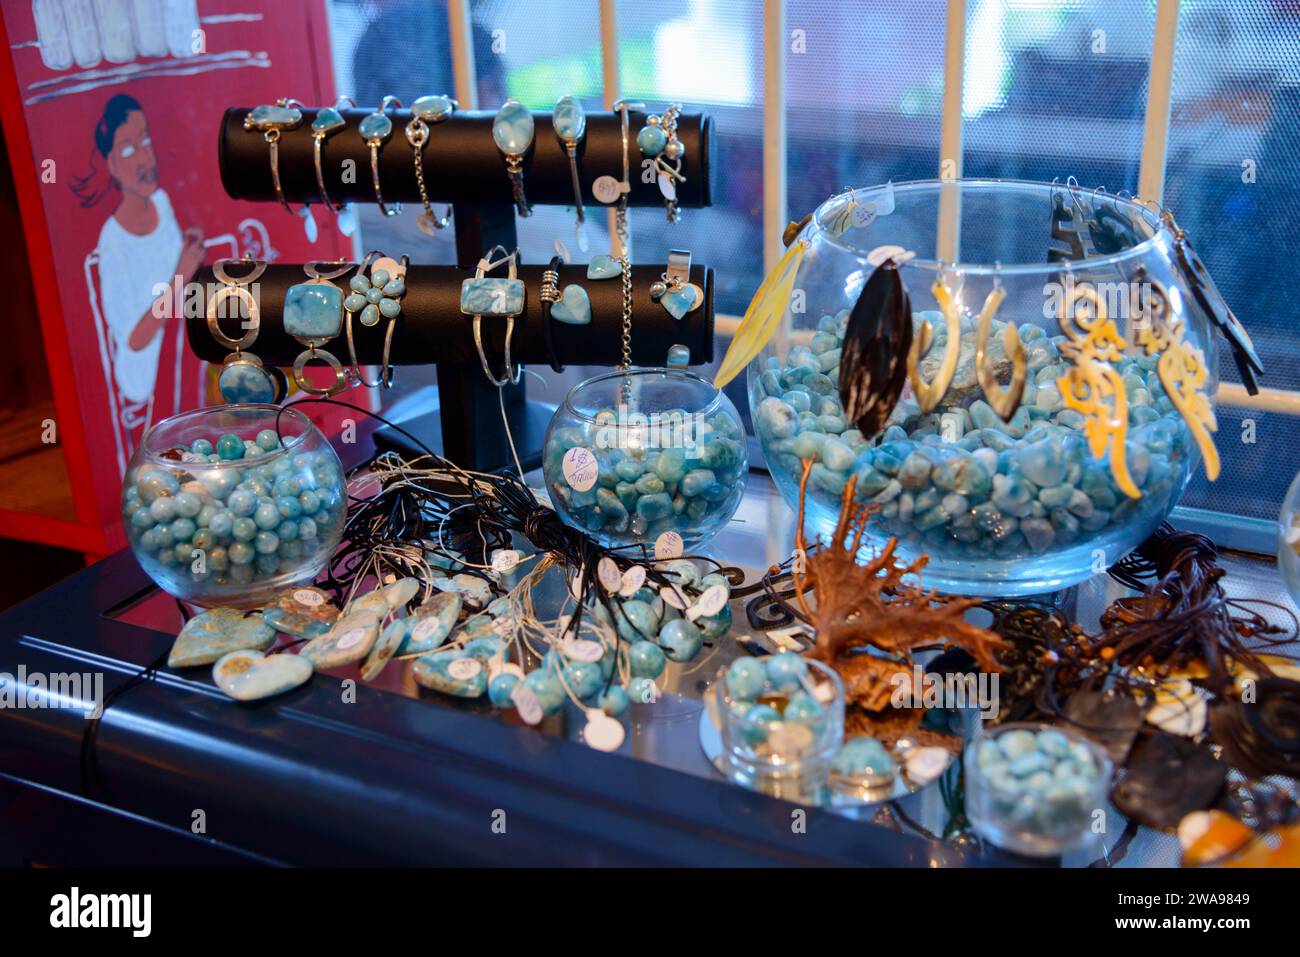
left=749, top=180, right=1222, bottom=596
left=543, top=369, right=748, bottom=549
left=121, top=405, right=347, bottom=609
left=964, top=723, right=1113, bottom=858
left=711, top=653, right=844, bottom=786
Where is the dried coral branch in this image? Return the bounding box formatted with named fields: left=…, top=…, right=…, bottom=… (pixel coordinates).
left=790, top=458, right=1007, bottom=681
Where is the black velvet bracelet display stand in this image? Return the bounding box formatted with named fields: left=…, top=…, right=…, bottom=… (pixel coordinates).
left=213, top=105, right=716, bottom=470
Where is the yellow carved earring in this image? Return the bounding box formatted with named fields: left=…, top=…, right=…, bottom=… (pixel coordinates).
left=974, top=274, right=1027, bottom=421
left=907, top=275, right=963, bottom=412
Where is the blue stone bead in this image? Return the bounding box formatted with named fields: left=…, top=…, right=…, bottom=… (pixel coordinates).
left=149, top=496, right=176, bottom=522
left=832, top=737, right=895, bottom=776
left=382, top=278, right=405, bottom=296
left=171, top=517, right=196, bottom=542
left=254, top=530, right=279, bottom=555
left=365, top=286, right=384, bottom=304
left=599, top=686, right=630, bottom=717
left=681, top=469, right=715, bottom=498
left=216, top=434, right=244, bottom=460
left=659, top=619, right=702, bottom=662
left=488, top=673, right=519, bottom=708
left=254, top=502, right=280, bottom=530
left=255, top=429, right=279, bottom=451
left=360, top=303, right=380, bottom=326
left=765, top=652, right=808, bottom=690
left=460, top=277, right=524, bottom=316
left=561, top=660, right=603, bottom=699
left=130, top=506, right=154, bottom=530
left=636, top=125, right=667, bottom=156
left=784, top=692, right=824, bottom=725
left=741, top=704, right=780, bottom=747
left=627, top=676, right=657, bottom=705
left=492, top=99, right=534, bottom=154
left=586, top=254, right=622, bottom=280
left=726, top=657, right=766, bottom=701
left=344, top=292, right=367, bottom=312
left=696, top=605, right=732, bottom=640
left=616, top=600, right=659, bottom=642
left=371, top=268, right=390, bottom=287
left=551, top=284, right=591, bottom=325
left=635, top=492, right=673, bottom=522
left=378, top=297, right=402, bottom=319
left=413, top=94, right=454, bottom=121
left=350, top=274, right=371, bottom=293
left=628, top=640, right=666, bottom=678
left=174, top=492, right=202, bottom=517
left=191, top=439, right=213, bottom=456
left=311, top=106, right=344, bottom=134
left=358, top=111, right=393, bottom=141
left=666, top=344, right=690, bottom=367
left=228, top=541, right=254, bottom=565
left=284, top=282, right=344, bottom=339
left=523, top=669, right=565, bottom=715
left=553, top=94, right=586, bottom=141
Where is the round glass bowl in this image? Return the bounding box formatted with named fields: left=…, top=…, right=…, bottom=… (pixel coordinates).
left=121, top=405, right=347, bottom=608
left=749, top=179, right=1217, bottom=595
left=712, top=655, right=844, bottom=787
left=543, top=368, right=748, bottom=550
left=1279, top=469, right=1300, bottom=606
left=964, top=722, right=1112, bottom=857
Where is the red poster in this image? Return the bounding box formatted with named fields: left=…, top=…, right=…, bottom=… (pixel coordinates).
left=2, top=0, right=352, bottom=550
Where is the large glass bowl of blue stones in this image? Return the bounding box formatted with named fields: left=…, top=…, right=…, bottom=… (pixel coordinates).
left=544, top=368, right=748, bottom=549
left=121, top=405, right=347, bottom=608
left=749, top=179, right=1218, bottom=596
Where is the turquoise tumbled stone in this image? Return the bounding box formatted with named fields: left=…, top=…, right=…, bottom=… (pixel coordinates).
left=358, top=111, right=393, bottom=141
left=378, top=297, right=401, bottom=319
left=765, top=651, right=808, bottom=690
left=168, top=607, right=276, bottom=668
left=399, top=591, right=461, bottom=655
left=587, top=254, right=622, bottom=280
left=460, top=277, right=524, bottom=316
left=284, top=282, right=343, bottom=339
left=661, top=284, right=695, bottom=320
left=311, top=107, right=345, bottom=133
left=212, top=650, right=312, bottom=702
left=636, top=125, right=666, bottom=156
left=726, top=657, right=766, bottom=700
left=488, top=673, right=519, bottom=707
left=553, top=94, right=586, bottom=142
left=365, top=287, right=383, bottom=304
left=523, top=669, right=565, bottom=715
left=246, top=104, right=302, bottom=130
left=350, top=274, right=371, bottom=293
left=666, top=344, right=690, bottom=367
left=599, top=686, right=630, bottom=717
left=832, top=737, right=895, bottom=777
left=413, top=650, right=487, bottom=698
left=371, top=268, right=390, bottom=287
left=344, top=292, right=366, bottom=312
left=628, top=640, right=665, bottom=678
left=360, top=303, right=380, bottom=326
left=382, top=278, right=405, bottom=296
left=413, top=94, right=455, bottom=122
left=219, top=362, right=276, bottom=404
left=550, top=284, right=591, bottom=325
left=492, top=99, right=534, bottom=154
left=659, top=618, right=702, bottom=662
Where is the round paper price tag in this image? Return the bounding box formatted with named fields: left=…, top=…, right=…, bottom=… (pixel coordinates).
left=660, top=586, right=688, bottom=611
left=293, top=589, right=325, bottom=608
left=687, top=584, right=728, bottom=621
left=562, top=447, right=598, bottom=492
left=335, top=628, right=366, bottom=652
left=491, top=549, right=521, bottom=572
left=618, top=564, right=646, bottom=597
left=448, top=658, right=482, bottom=680
left=511, top=684, right=543, bottom=725
left=583, top=710, right=625, bottom=752
left=866, top=244, right=915, bottom=267
left=592, top=175, right=622, bottom=205
left=598, top=557, right=623, bottom=593
left=654, top=531, right=684, bottom=560
left=411, top=618, right=440, bottom=643
left=563, top=639, right=604, bottom=663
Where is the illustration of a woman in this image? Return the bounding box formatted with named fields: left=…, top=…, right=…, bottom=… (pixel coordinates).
left=72, top=93, right=204, bottom=409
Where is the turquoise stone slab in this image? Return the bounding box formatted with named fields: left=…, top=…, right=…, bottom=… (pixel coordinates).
left=312, top=107, right=345, bottom=134
left=346, top=588, right=391, bottom=618
left=360, top=618, right=407, bottom=681
left=492, top=99, right=534, bottom=154
left=399, top=591, right=461, bottom=655
left=553, top=95, right=586, bottom=142
left=413, top=94, right=454, bottom=121
left=358, top=111, right=393, bottom=141
left=551, top=284, right=591, bottom=325
left=213, top=650, right=312, bottom=702
left=661, top=284, right=695, bottom=321
left=412, top=650, right=488, bottom=698
left=169, top=607, right=276, bottom=668
left=299, top=613, right=379, bottom=669
left=218, top=362, right=276, bottom=404
left=246, top=104, right=302, bottom=130
left=586, top=254, right=622, bottom=280
left=460, top=277, right=524, bottom=316
left=262, top=607, right=332, bottom=640
left=283, top=283, right=344, bottom=339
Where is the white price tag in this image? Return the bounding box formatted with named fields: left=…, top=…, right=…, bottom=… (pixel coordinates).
left=660, top=586, right=688, bottom=611
left=592, top=175, right=622, bottom=205
left=618, top=564, right=646, bottom=597
left=492, top=616, right=516, bottom=638
left=511, top=683, right=543, bottom=724
left=583, top=709, right=625, bottom=752
left=448, top=658, right=483, bottom=680
left=654, top=531, right=683, bottom=560
left=491, top=549, right=521, bottom=572
left=686, top=584, right=728, bottom=621
left=293, top=589, right=324, bottom=608
left=597, top=557, right=623, bottom=593
left=335, top=628, right=367, bottom=651
left=411, top=618, right=441, bottom=643
left=866, top=244, right=916, bottom=267
left=562, top=638, right=604, bottom=663
left=850, top=202, right=877, bottom=229
left=562, top=447, right=598, bottom=492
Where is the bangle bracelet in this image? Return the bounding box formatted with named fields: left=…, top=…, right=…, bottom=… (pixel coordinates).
left=406, top=95, right=457, bottom=235
left=553, top=95, right=586, bottom=228
left=637, top=103, right=686, bottom=222
left=209, top=256, right=284, bottom=404
left=284, top=260, right=353, bottom=396
left=244, top=99, right=318, bottom=240
left=344, top=251, right=407, bottom=389
left=492, top=99, right=534, bottom=217
left=360, top=95, right=402, bottom=217
left=312, top=96, right=357, bottom=234
left=461, top=245, right=524, bottom=387
left=540, top=255, right=565, bottom=373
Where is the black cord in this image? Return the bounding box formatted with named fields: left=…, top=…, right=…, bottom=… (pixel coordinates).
left=541, top=254, right=565, bottom=373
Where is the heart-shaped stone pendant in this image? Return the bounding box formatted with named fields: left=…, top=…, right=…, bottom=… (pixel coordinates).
left=661, top=283, right=697, bottom=321
left=400, top=591, right=462, bottom=656
left=213, top=649, right=313, bottom=701
left=169, top=607, right=276, bottom=669
left=586, top=254, right=622, bottom=280
left=551, top=284, right=592, bottom=325
left=299, top=613, right=380, bottom=670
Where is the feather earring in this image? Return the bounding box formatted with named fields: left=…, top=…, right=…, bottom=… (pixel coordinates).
left=837, top=258, right=913, bottom=439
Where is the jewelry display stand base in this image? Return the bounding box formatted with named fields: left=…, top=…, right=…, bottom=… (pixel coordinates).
left=372, top=383, right=555, bottom=473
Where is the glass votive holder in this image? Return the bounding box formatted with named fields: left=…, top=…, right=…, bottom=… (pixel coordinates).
left=964, top=722, right=1112, bottom=857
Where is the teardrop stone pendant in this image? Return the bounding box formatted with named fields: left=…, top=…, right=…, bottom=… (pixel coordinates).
left=837, top=258, right=913, bottom=439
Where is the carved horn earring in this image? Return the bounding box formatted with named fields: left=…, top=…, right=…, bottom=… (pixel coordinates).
left=975, top=267, right=1026, bottom=421
left=907, top=274, right=963, bottom=413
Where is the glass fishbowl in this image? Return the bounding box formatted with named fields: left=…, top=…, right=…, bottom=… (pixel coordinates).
left=749, top=179, right=1222, bottom=595
left=544, top=368, right=748, bottom=550
left=121, top=405, right=347, bottom=608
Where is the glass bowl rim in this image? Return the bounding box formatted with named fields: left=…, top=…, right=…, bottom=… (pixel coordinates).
left=964, top=720, right=1114, bottom=798
left=560, top=367, right=728, bottom=424
left=809, top=177, right=1167, bottom=276
left=140, top=403, right=314, bottom=470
